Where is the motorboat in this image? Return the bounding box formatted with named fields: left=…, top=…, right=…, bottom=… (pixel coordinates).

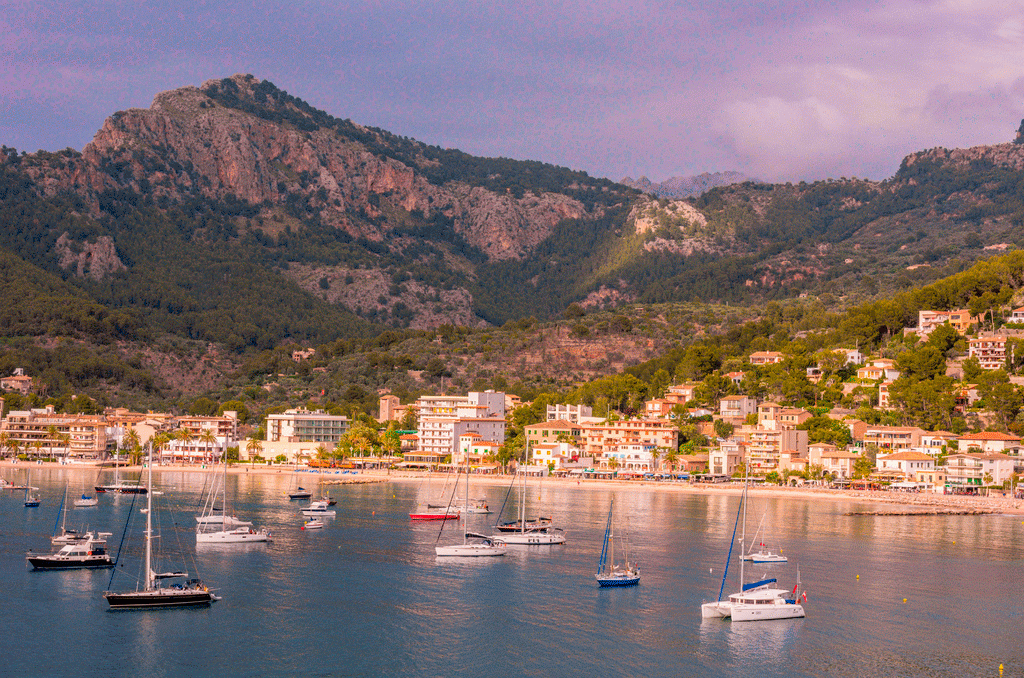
left=301, top=500, right=336, bottom=517
left=27, top=533, right=113, bottom=571
left=301, top=519, right=324, bottom=530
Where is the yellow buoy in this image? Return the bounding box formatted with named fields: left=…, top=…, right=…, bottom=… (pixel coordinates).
left=903, top=598, right=907, bottom=603
left=856, top=574, right=859, bottom=580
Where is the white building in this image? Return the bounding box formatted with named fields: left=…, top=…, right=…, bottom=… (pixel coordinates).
left=416, top=391, right=506, bottom=458
left=546, top=403, right=592, bottom=424
left=877, top=451, right=935, bottom=478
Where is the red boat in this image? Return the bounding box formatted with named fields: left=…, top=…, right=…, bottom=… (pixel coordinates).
left=409, top=508, right=459, bottom=521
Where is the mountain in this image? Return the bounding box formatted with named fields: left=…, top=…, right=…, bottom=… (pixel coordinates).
left=620, top=171, right=753, bottom=198
left=4, top=73, right=1024, bottom=388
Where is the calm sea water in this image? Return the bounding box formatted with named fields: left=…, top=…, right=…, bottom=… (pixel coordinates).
left=2, top=466, right=1022, bottom=677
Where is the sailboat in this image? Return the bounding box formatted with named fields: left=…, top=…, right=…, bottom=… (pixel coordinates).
left=196, top=456, right=271, bottom=544
left=95, top=462, right=147, bottom=494
left=410, top=464, right=459, bottom=520
left=701, top=462, right=805, bottom=622
left=595, top=499, right=639, bottom=587
left=74, top=483, right=98, bottom=507
left=104, top=444, right=218, bottom=609
left=24, top=473, right=39, bottom=507
left=740, top=511, right=787, bottom=564
left=435, top=452, right=505, bottom=557
left=489, top=443, right=565, bottom=545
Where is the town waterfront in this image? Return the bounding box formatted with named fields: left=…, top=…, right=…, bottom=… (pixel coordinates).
left=4, top=467, right=1023, bottom=676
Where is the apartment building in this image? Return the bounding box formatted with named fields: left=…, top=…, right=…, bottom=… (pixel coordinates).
left=2, top=406, right=115, bottom=459
left=579, top=419, right=679, bottom=459
left=967, top=333, right=1015, bottom=370
left=734, top=426, right=807, bottom=475
left=956, top=431, right=1022, bottom=454
left=719, top=395, right=758, bottom=421
left=917, top=309, right=976, bottom=336
left=415, top=391, right=506, bottom=458
left=944, top=453, right=1015, bottom=487
left=645, top=383, right=700, bottom=417
left=807, top=443, right=860, bottom=479
left=848, top=421, right=926, bottom=451
left=877, top=451, right=935, bottom=478
left=525, top=419, right=582, bottom=448
left=710, top=440, right=747, bottom=476
left=266, top=409, right=351, bottom=444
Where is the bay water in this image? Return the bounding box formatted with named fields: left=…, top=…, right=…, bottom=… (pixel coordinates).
left=3, top=467, right=1022, bottom=676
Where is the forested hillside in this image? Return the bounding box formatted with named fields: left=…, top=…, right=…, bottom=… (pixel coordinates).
left=3, top=75, right=1024, bottom=408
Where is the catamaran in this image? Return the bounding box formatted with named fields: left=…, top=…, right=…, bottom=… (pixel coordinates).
left=701, top=465, right=805, bottom=621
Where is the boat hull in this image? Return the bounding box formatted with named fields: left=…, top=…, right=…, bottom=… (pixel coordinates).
left=196, top=528, right=270, bottom=543
left=596, top=573, right=640, bottom=587
left=493, top=531, right=565, bottom=545
left=435, top=544, right=505, bottom=557
left=730, top=602, right=805, bottom=622
left=409, top=512, right=458, bottom=520
left=104, top=588, right=216, bottom=609
left=28, top=556, right=113, bottom=570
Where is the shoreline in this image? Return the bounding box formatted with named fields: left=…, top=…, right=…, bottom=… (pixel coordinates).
left=7, top=459, right=1024, bottom=515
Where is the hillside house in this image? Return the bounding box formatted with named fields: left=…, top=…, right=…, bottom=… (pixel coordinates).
left=749, top=351, right=785, bottom=366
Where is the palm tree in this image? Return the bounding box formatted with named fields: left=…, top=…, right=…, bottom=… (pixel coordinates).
left=151, top=432, right=171, bottom=466
left=246, top=435, right=263, bottom=468
left=0, top=431, right=10, bottom=460
left=663, top=450, right=678, bottom=474
left=58, top=432, right=71, bottom=461
left=32, top=440, right=44, bottom=461
left=176, top=428, right=195, bottom=465
left=46, top=425, right=59, bottom=459
left=123, top=429, right=141, bottom=464
left=650, top=447, right=663, bottom=473
left=199, top=429, right=218, bottom=463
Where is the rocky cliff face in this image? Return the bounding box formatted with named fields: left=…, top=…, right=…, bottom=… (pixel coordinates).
left=26, top=75, right=587, bottom=262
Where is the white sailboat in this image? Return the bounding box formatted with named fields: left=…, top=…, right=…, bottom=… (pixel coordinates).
left=595, top=499, right=640, bottom=587
left=196, top=457, right=271, bottom=544
left=701, top=462, right=805, bottom=622
left=104, top=444, right=218, bottom=609
left=436, top=452, right=505, bottom=557
left=489, top=443, right=565, bottom=545
left=740, top=511, right=787, bottom=564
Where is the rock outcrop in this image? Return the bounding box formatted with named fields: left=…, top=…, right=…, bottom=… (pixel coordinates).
left=26, top=75, right=589, bottom=262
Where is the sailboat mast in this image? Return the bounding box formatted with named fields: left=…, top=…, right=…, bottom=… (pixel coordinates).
left=740, top=455, right=747, bottom=587
left=463, top=449, right=469, bottom=545
left=608, top=512, right=615, bottom=575
left=145, top=442, right=153, bottom=591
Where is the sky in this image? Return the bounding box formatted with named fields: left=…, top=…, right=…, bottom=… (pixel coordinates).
left=3, top=0, right=1024, bottom=184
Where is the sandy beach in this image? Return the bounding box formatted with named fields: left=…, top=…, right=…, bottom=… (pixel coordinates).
left=8, top=459, right=1024, bottom=515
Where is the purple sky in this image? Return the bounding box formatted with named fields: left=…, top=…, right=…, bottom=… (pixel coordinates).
left=3, top=0, right=1024, bottom=183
